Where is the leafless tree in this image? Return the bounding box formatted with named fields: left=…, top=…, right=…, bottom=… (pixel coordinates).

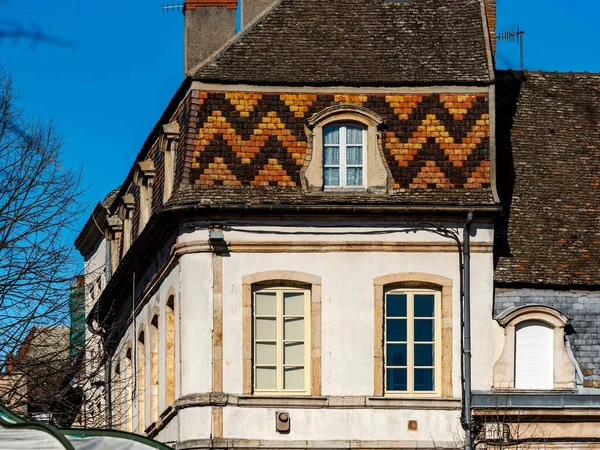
left=0, top=68, right=84, bottom=425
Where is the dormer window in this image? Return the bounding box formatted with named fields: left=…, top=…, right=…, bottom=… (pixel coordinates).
left=323, top=124, right=366, bottom=188
left=492, top=305, right=576, bottom=391
left=303, top=105, right=391, bottom=193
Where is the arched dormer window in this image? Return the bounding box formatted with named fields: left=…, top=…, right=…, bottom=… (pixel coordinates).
left=493, top=305, right=576, bottom=390
left=303, top=105, right=390, bottom=192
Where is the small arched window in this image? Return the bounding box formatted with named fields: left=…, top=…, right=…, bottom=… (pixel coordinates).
left=113, top=361, right=122, bottom=430
left=323, top=123, right=367, bottom=188
left=137, top=330, right=146, bottom=432
left=165, top=296, right=176, bottom=407
left=124, top=348, right=133, bottom=432
left=149, top=314, right=160, bottom=425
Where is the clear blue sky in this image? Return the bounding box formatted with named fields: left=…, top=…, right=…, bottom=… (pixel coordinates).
left=1, top=0, right=599, bottom=255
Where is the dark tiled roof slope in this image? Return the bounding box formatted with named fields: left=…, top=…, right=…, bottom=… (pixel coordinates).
left=192, top=0, right=491, bottom=86
left=494, top=71, right=600, bottom=286
left=167, top=184, right=496, bottom=207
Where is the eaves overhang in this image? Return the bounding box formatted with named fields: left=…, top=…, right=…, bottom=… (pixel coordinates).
left=472, top=391, right=600, bottom=410
left=74, top=201, right=108, bottom=257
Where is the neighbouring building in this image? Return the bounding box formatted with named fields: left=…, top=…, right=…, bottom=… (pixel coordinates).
left=74, top=0, right=599, bottom=448
left=0, top=326, right=72, bottom=424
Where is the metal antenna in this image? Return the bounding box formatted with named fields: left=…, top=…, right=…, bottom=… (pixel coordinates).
left=161, top=3, right=184, bottom=12
left=497, top=24, right=525, bottom=70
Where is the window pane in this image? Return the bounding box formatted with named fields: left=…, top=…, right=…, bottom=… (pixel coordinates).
left=255, top=292, right=276, bottom=316
left=284, top=292, right=304, bottom=316
left=414, top=294, right=435, bottom=317
left=324, top=126, right=340, bottom=145
left=346, top=146, right=363, bottom=165
left=414, top=344, right=434, bottom=367
left=414, top=319, right=434, bottom=342
left=346, top=168, right=363, bottom=186
left=346, top=125, right=363, bottom=145
left=284, top=342, right=304, bottom=365
left=386, top=319, right=407, bottom=342
left=324, top=168, right=340, bottom=186
left=324, top=146, right=340, bottom=165
left=386, top=368, right=407, bottom=391
left=386, top=294, right=407, bottom=317
left=284, top=318, right=304, bottom=340
left=386, top=343, right=407, bottom=367
left=256, top=367, right=277, bottom=390
left=414, top=368, right=435, bottom=391
left=284, top=368, right=304, bottom=390
left=256, top=343, right=277, bottom=365
left=255, top=318, right=276, bottom=340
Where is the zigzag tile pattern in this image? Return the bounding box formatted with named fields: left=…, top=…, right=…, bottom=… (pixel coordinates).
left=189, top=91, right=490, bottom=189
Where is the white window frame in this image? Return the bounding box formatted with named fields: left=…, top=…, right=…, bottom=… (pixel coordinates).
left=384, top=289, right=442, bottom=396
left=323, top=123, right=367, bottom=189
left=253, top=286, right=311, bottom=395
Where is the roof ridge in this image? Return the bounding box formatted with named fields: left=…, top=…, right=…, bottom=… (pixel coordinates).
left=187, top=0, right=284, bottom=77
left=497, top=69, right=600, bottom=77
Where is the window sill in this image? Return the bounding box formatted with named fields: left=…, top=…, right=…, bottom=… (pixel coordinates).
left=322, top=187, right=368, bottom=193
left=238, top=395, right=327, bottom=408
left=367, top=397, right=461, bottom=410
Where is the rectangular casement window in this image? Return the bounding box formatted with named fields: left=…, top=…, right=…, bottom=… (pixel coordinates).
left=323, top=123, right=366, bottom=188
left=385, top=289, right=441, bottom=394
left=253, top=287, right=310, bottom=394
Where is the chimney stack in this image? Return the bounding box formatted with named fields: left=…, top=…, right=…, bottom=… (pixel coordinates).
left=484, top=0, right=496, bottom=55
left=240, top=0, right=278, bottom=29
left=184, top=0, right=238, bottom=74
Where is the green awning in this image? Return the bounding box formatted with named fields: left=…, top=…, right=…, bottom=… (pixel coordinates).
left=0, top=402, right=173, bottom=450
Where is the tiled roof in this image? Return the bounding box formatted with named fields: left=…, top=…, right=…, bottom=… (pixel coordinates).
left=494, top=71, right=600, bottom=286
left=191, top=0, right=492, bottom=86
left=166, top=184, right=496, bottom=207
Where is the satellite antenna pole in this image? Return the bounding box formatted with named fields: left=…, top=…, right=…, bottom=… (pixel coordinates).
left=497, top=25, right=525, bottom=70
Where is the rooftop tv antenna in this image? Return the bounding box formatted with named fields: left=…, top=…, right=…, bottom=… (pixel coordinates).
left=161, top=3, right=184, bottom=12
left=497, top=25, right=525, bottom=70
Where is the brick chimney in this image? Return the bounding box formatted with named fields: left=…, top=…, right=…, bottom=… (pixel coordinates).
left=184, top=0, right=238, bottom=74
left=484, top=0, right=496, bottom=55
left=240, top=0, right=278, bottom=29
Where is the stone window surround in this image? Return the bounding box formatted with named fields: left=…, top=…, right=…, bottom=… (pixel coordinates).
left=303, top=104, right=391, bottom=193
left=104, top=215, right=123, bottom=276
left=373, top=273, right=453, bottom=398
left=133, top=160, right=156, bottom=234
left=492, top=305, right=576, bottom=391
left=119, top=194, right=135, bottom=256
left=242, top=271, right=322, bottom=396
left=159, top=122, right=180, bottom=203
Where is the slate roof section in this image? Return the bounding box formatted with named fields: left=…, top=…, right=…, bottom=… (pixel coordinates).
left=495, top=290, right=600, bottom=385
left=494, top=70, right=600, bottom=286
left=191, top=0, right=492, bottom=86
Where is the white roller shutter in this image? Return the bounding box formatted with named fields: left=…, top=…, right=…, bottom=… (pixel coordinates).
left=515, top=321, right=553, bottom=389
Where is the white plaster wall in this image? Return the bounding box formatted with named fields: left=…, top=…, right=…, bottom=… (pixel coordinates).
left=82, top=238, right=107, bottom=425
left=216, top=231, right=494, bottom=399
left=178, top=407, right=212, bottom=441
left=223, top=407, right=462, bottom=443
left=110, top=220, right=498, bottom=443
left=179, top=253, right=213, bottom=396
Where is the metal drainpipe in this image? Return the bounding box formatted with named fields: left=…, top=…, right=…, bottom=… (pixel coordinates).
left=463, top=212, right=474, bottom=450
